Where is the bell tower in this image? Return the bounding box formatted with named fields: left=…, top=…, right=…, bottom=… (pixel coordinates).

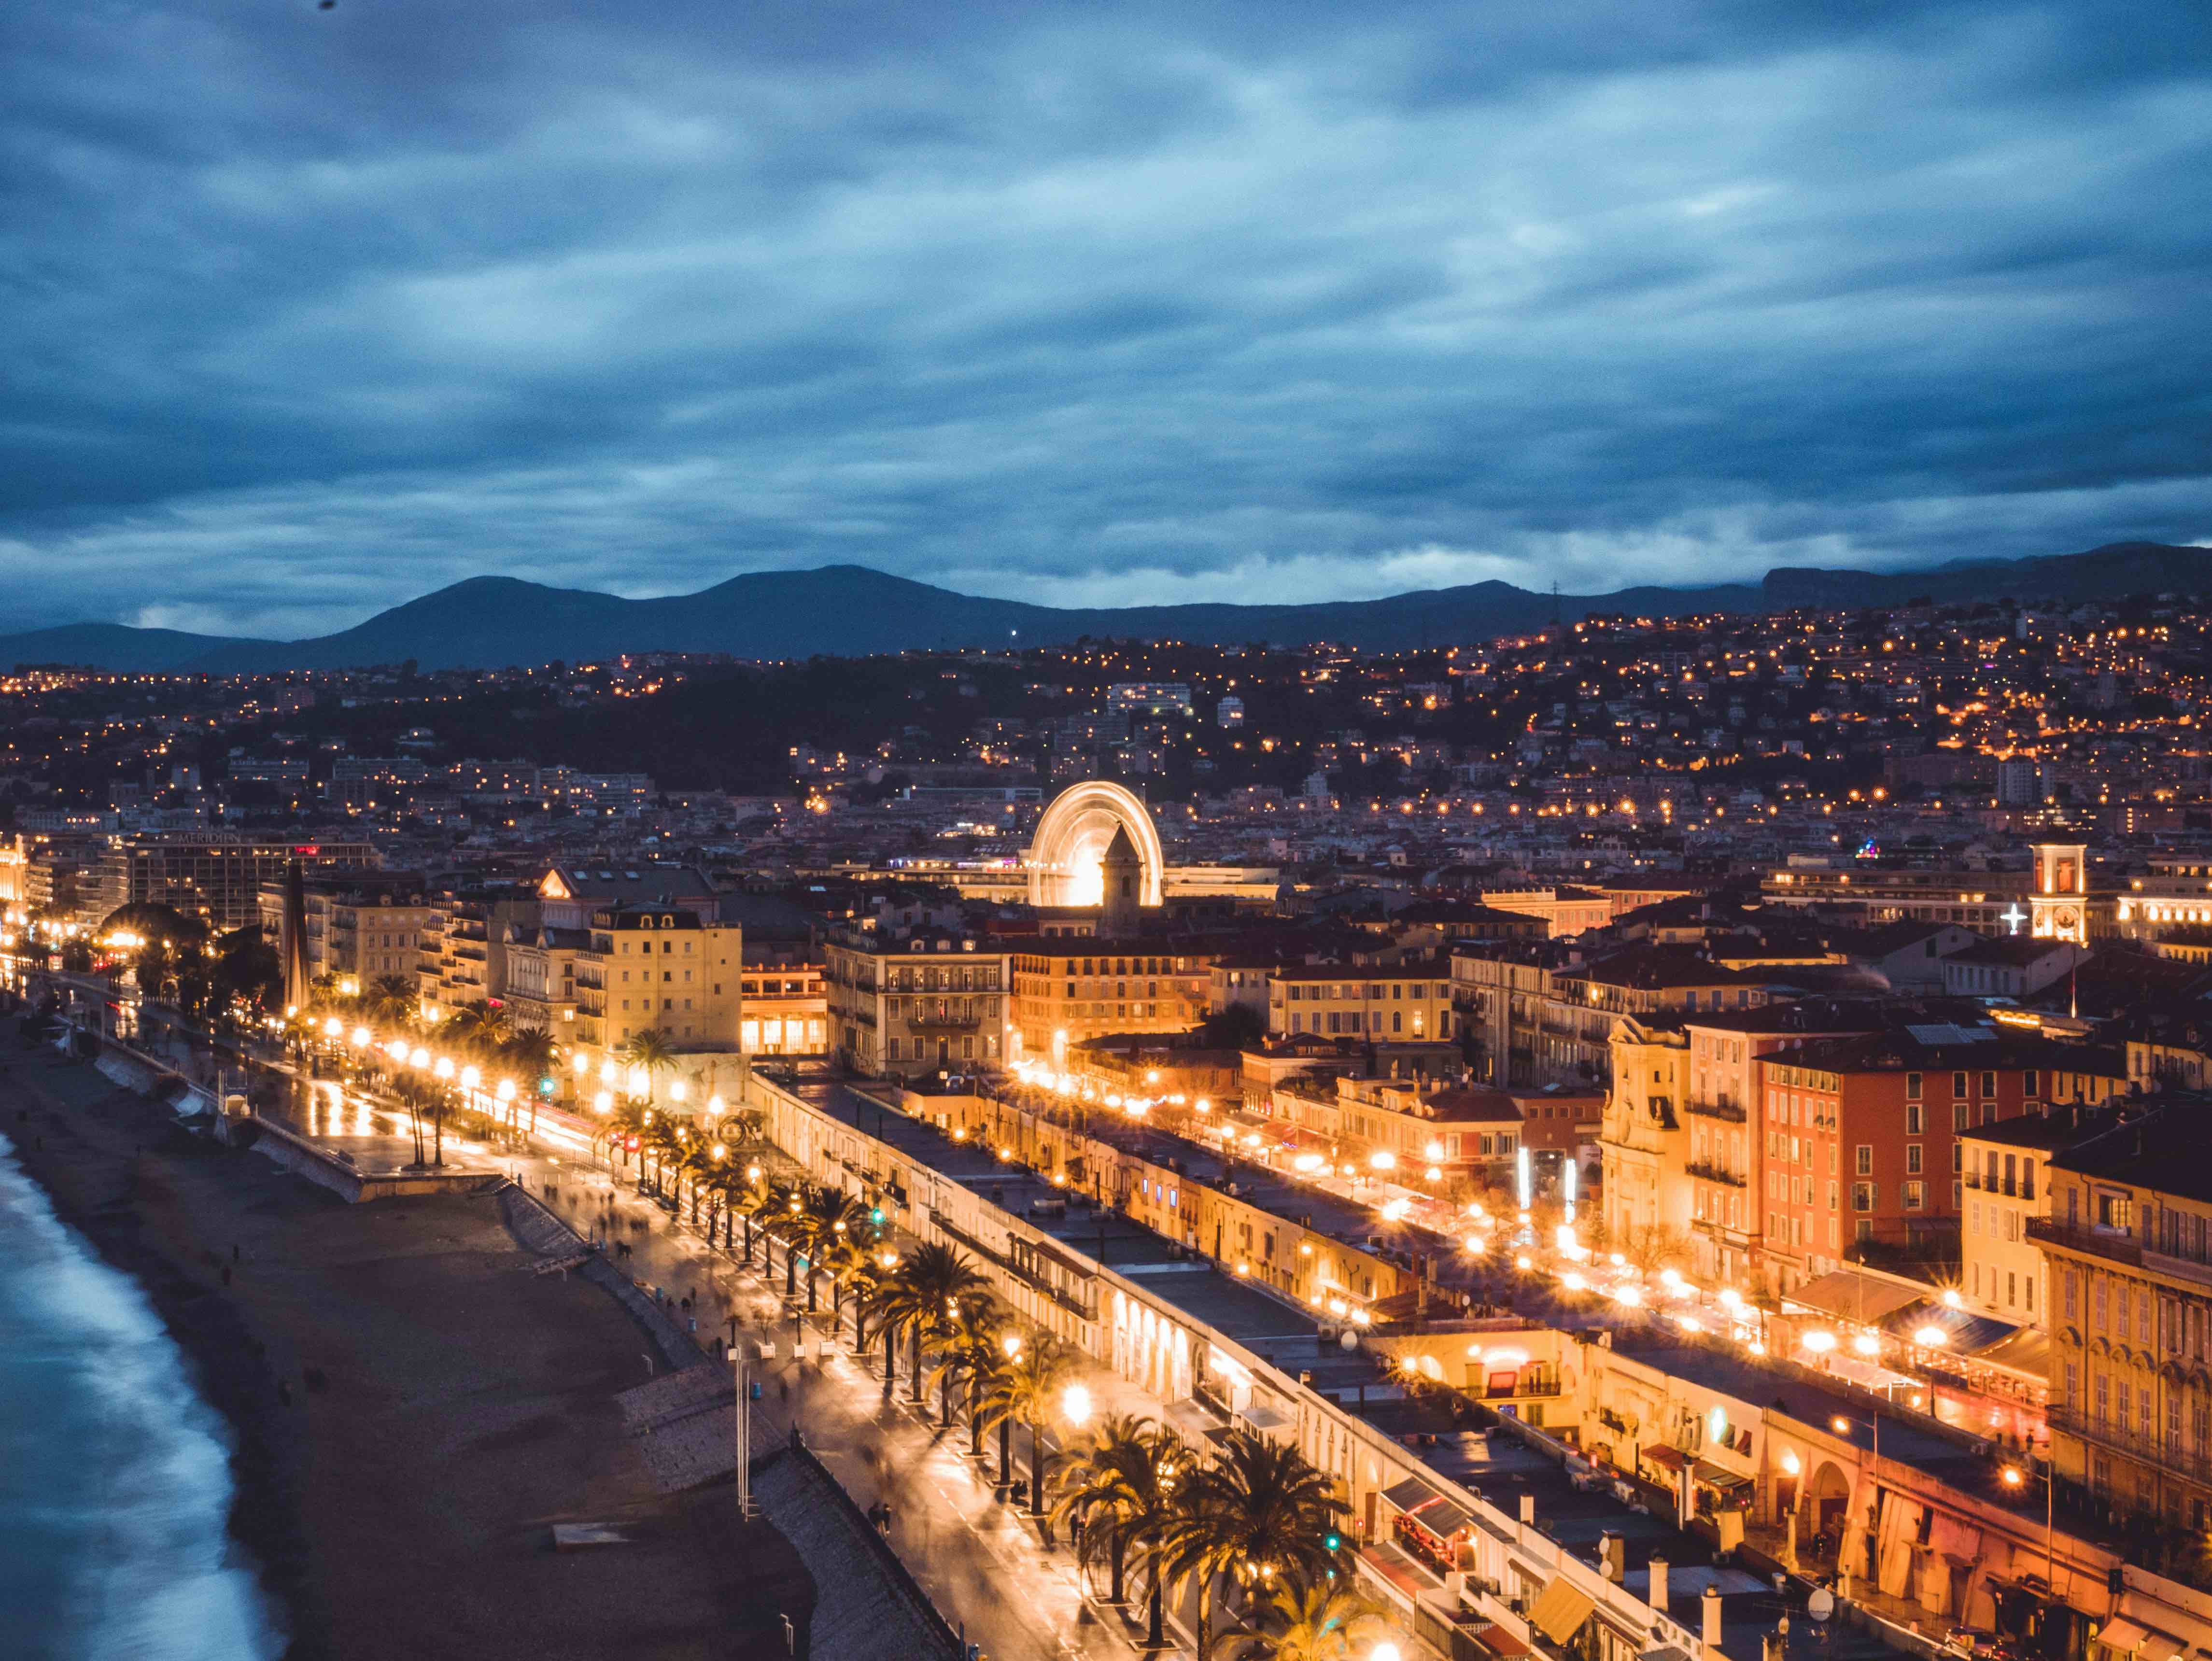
left=1099, top=824, right=1142, bottom=937
left=2029, top=842, right=2087, bottom=944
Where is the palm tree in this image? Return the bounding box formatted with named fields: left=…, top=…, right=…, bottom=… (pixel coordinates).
left=1053, top=1414, right=1185, bottom=1608
left=977, top=1331, right=1076, bottom=1524
left=1207, top=1580, right=1387, bottom=1661
left=617, top=1027, right=678, bottom=1105
left=1158, top=1430, right=1352, bottom=1659
left=503, top=1028, right=556, bottom=1132
left=759, top=1178, right=807, bottom=1295
left=448, top=999, right=512, bottom=1058
left=366, top=973, right=417, bottom=1028
left=927, top=1295, right=1007, bottom=1438
left=794, top=1186, right=869, bottom=1314
left=872, top=1242, right=987, bottom=1405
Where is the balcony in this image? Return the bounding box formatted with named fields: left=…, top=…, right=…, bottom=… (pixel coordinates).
left=1685, top=1098, right=1747, bottom=1123
left=1685, top=1159, right=1747, bottom=1189
left=909, top=1010, right=982, bottom=1033
left=2027, top=1217, right=2142, bottom=1267
left=2049, top=1402, right=2212, bottom=1487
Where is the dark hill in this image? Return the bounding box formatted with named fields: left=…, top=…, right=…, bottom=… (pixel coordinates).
left=0, top=541, right=2204, bottom=673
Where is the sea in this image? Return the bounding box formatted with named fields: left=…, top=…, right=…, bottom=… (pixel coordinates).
left=0, top=1130, right=282, bottom=1661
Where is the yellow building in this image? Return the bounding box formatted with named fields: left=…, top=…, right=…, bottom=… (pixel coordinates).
left=1601, top=1016, right=1691, bottom=1256
left=570, top=902, right=744, bottom=1081
left=1005, top=937, right=1212, bottom=1061
left=1266, top=961, right=1452, bottom=1042
left=2040, top=1107, right=2212, bottom=1530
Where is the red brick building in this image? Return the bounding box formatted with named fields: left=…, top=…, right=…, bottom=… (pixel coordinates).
left=1755, top=1030, right=2125, bottom=1294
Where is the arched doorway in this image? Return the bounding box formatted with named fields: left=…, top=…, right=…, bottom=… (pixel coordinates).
left=1805, top=1460, right=1852, bottom=1554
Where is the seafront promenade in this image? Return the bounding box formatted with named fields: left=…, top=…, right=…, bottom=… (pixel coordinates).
left=56, top=1003, right=1339, bottom=1661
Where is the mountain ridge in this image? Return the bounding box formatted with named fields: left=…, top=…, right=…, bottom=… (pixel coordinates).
left=5, top=542, right=2205, bottom=673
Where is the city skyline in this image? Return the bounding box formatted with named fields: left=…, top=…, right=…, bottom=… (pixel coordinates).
left=7, top=1, right=2212, bottom=637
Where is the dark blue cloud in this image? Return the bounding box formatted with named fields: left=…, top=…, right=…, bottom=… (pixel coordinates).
left=2, top=0, right=2210, bottom=636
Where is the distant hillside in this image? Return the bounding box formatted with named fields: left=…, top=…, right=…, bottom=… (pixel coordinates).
left=1, top=541, right=2205, bottom=673
left=1763, top=541, right=2212, bottom=611
left=109, top=566, right=1767, bottom=673
left=0, top=622, right=262, bottom=673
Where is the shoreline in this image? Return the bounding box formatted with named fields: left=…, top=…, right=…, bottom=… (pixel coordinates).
left=2, top=1036, right=814, bottom=1661
left=2, top=1049, right=312, bottom=1657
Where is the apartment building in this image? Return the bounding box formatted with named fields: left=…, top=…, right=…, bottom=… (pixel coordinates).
left=1265, top=960, right=1451, bottom=1042
left=1761, top=867, right=2033, bottom=934
left=1476, top=886, right=1614, bottom=938
left=825, top=925, right=1011, bottom=1079
left=1756, top=1031, right=2126, bottom=1293
left=417, top=887, right=504, bottom=1020
left=1455, top=943, right=1769, bottom=1091
left=1958, top=1111, right=2093, bottom=1330
left=1678, top=1002, right=1899, bottom=1290
left=95, top=836, right=376, bottom=930
left=569, top=903, right=743, bottom=1077
left=1005, top=937, right=1212, bottom=1061
left=504, top=922, right=588, bottom=1037
left=254, top=869, right=429, bottom=988
left=2041, top=1106, right=2212, bottom=1531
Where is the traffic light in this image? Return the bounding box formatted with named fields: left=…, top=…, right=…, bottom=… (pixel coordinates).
left=1324, top=1530, right=1342, bottom=1552
left=870, top=1206, right=886, bottom=1225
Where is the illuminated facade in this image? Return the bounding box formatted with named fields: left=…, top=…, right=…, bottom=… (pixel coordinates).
left=2030, top=842, right=2089, bottom=944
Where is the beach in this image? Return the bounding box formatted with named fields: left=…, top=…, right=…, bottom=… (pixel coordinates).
left=1, top=1038, right=811, bottom=1661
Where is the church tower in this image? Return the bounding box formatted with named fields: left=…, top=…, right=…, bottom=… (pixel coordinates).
left=2029, top=842, right=2088, bottom=944
left=1099, top=824, right=1142, bottom=937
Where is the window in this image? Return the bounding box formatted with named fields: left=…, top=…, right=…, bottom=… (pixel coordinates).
left=1853, top=1182, right=1875, bottom=1213
left=1906, top=1144, right=1923, bottom=1174
left=1856, top=1144, right=1873, bottom=1176
left=1981, top=1071, right=1997, bottom=1098
left=2064, top=1270, right=2078, bottom=1320
left=1906, top=1103, right=1924, bottom=1135
left=1953, top=1071, right=1968, bottom=1098
left=1906, top=1071, right=1923, bottom=1100
left=1903, top=1181, right=1924, bottom=1210
left=2025, top=1070, right=2041, bottom=1098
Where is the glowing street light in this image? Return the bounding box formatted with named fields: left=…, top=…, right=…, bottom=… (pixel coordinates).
left=1061, top=1384, right=1092, bottom=1425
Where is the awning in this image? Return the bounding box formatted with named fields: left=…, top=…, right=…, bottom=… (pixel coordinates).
left=1786, top=1269, right=1926, bottom=1325
left=2098, top=1620, right=2153, bottom=1653
left=1529, top=1576, right=1597, bottom=1647
left=1973, top=1325, right=2051, bottom=1378
left=1383, top=1476, right=1442, bottom=1513
left=1691, top=1459, right=1753, bottom=1492
left=1886, top=1306, right=2015, bottom=1354
left=1640, top=1445, right=1689, bottom=1473
left=1381, top=1474, right=1473, bottom=1539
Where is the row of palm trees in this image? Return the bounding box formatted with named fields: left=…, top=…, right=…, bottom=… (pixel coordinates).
left=684, top=1165, right=1379, bottom=1659
left=1054, top=1415, right=1376, bottom=1659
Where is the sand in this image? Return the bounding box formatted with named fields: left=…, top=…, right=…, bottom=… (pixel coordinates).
left=2, top=1038, right=813, bottom=1661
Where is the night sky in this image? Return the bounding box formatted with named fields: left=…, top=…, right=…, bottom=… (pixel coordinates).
left=5, top=1, right=2210, bottom=637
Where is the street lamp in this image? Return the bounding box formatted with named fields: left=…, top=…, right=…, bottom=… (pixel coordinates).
left=1062, top=1383, right=1092, bottom=1426
left=2004, top=1463, right=2056, bottom=1595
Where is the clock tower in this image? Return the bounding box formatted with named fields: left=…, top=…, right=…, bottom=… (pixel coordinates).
left=2029, top=843, right=2087, bottom=944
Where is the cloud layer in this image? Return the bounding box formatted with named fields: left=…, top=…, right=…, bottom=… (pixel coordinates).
left=3, top=0, right=2210, bottom=636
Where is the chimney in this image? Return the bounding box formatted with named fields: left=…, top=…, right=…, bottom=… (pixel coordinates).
left=1519, top=1490, right=1536, bottom=1525
left=1703, top=1584, right=1723, bottom=1647
left=1648, top=1556, right=1670, bottom=1617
